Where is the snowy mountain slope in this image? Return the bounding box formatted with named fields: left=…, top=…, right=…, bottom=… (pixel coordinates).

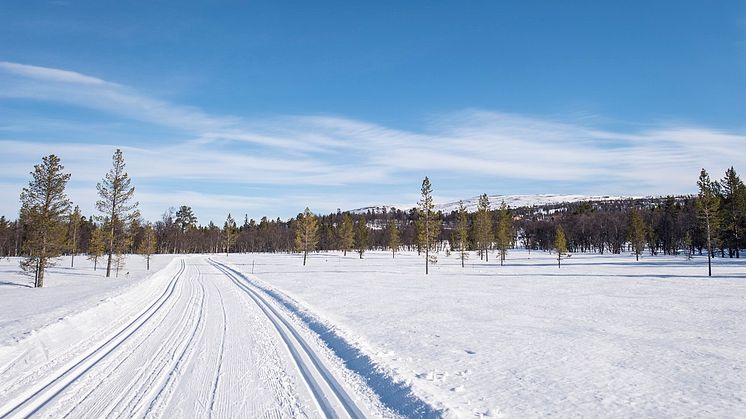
left=350, top=193, right=639, bottom=214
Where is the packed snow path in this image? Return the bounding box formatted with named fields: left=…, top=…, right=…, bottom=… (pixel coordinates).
left=0, top=257, right=376, bottom=418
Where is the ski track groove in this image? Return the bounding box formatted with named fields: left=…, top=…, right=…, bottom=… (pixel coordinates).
left=57, top=265, right=191, bottom=419
left=209, top=258, right=365, bottom=419
left=0, top=260, right=187, bottom=418
left=206, top=263, right=228, bottom=419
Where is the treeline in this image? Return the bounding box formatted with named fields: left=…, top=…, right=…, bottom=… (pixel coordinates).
left=3, top=148, right=744, bottom=286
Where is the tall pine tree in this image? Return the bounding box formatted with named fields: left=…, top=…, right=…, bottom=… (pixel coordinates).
left=628, top=207, right=646, bottom=261
left=495, top=201, right=512, bottom=266
left=719, top=167, right=745, bottom=258
left=454, top=201, right=470, bottom=268
left=339, top=213, right=354, bottom=256
left=19, top=155, right=71, bottom=287
left=697, top=169, right=720, bottom=276
left=386, top=220, right=400, bottom=259
left=554, top=224, right=568, bottom=268
left=96, top=149, right=139, bottom=278
left=355, top=216, right=369, bottom=259
left=417, top=177, right=440, bottom=274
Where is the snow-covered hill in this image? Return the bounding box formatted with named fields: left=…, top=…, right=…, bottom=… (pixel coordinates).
left=350, top=194, right=637, bottom=215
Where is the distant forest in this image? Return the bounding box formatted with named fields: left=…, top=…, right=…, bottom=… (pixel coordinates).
left=1, top=149, right=743, bottom=286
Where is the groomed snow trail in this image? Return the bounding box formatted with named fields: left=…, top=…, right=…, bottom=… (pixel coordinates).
left=0, top=257, right=374, bottom=418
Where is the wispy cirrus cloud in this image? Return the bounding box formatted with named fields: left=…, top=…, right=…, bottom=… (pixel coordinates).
left=1, top=61, right=744, bottom=222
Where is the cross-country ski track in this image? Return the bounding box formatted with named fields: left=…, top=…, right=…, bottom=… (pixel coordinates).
left=0, top=257, right=416, bottom=418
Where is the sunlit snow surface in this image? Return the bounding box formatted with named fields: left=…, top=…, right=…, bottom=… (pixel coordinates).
left=1, top=250, right=745, bottom=417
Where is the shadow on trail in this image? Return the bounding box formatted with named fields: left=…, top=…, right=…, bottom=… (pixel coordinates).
left=217, top=262, right=443, bottom=418
left=0, top=280, right=33, bottom=288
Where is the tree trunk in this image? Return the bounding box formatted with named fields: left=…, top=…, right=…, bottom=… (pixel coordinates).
left=706, top=217, right=712, bottom=277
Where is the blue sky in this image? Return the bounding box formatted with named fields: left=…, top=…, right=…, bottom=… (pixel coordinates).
left=1, top=1, right=745, bottom=223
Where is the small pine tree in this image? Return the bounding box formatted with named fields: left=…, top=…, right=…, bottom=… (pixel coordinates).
left=696, top=169, right=720, bottom=276
left=387, top=220, right=400, bottom=259
left=683, top=231, right=693, bottom=260
left=295, top=207, right=319, bottom=266
left=224, top=213, right=237, bottom=256
left=339, top=214, right=354, bottom=256
left=138, top=224, right=157, bottom=270
left=495, top=201, right=512, bottom=266
left=88, top=227, right=106, bottom=271
left=19, top=155, right=71, bottom=287
left=417, top=177, right=440, bottom=274
left=474, top=194, right=492, bottom=261
left=68, top=205, right=82, bottom=268
left=454, top=201, right=470, bottom=268
left=628, top=207, right=646, bottom=261
left=554, top=224, right=568, bottom=268
left=355, top=217, right=369, bottom=259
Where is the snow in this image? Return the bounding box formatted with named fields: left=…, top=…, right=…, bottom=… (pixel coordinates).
left=350, top=193, right=640, bottom=214
left=216, top=250, right=746, bottom=417
left=1, top=250, right=745, bottom=417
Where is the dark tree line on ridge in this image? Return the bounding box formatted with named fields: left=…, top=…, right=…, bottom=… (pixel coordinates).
left=2, top=149, right=744, bottom=285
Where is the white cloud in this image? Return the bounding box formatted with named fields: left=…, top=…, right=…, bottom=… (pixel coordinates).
left=1, top=61, right=744, bottom=222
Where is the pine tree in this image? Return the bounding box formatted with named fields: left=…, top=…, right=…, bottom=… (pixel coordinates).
left=295, top=207, right=319, bottom=266
left=138, top=223, right=157, bottom=270
left=386, top=220, right=400, bottom=259
left=224, top=213, right=237, bottom=256
left=719, top=167, right=745, bottom=258
left=68, top=205, right=82, bottom=267
left=474, top=194, right=492, bottom=261
left=454, top=201, right=470, bottom=268
left=19, top=155, right=71, bottom=287
left=554, top=224, right=568, bottom=268
left=495, top=201, right=512, bottom=266
left=88, top=227, right=106, bottom=271
left=697, top=168, right=720, bottom=276
left=355, top=216, right=368, bottom=259
left=628, top=207, right=646, bottom=261
left=339, top=214, right=354, bottom=256
left=175, top=205, right=197, bottom=253
left=683, top=231, right=693, bottom=260
left=417, top=176, right=440, bottom=274
left=96, top=149, right=139, bottom=278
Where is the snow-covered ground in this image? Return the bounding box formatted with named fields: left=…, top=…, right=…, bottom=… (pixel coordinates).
left=216, top=250, right=746, bottom=417
left=1, top=250, right=744, bottom=417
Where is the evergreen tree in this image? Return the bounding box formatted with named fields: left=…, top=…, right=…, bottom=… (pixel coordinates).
left=387, top=220, right=400, bottom=259
left=19, top=155, right=71, bottom=287
left=495, top=201, right=512, bottom=266
left=417, top=176, right=440, bottom=274
left=719, top=167, right=745, bottom=258
left=454, top=201, right=470, bottom=268
left=339, top=214, right=354, bottom=256
left=697, top=168, right=720, bottom=276
left=628, top=207, right=646, bottom=261
left=223, top=213, right=237, bottom=256
left=474, top=194, right=492, bottom=261
left=554, top=224, right=568, bottom=268
left=68, top=205, right=82, bottom=267
left=295, top=207, right=319, bottom=266
left=355, top=216, right=369, bottom=259
left=138, top=223, right=157, bottom=270
left=88, top=227, right=106, bottom=271
left=96, top=149, right=139, bottom=278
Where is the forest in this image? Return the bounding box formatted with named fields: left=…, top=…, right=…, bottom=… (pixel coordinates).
left=1, top=149, right=743, bottom=286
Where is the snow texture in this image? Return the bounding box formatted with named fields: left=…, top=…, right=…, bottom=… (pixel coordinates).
left=1, top=250, right=745, bottom=417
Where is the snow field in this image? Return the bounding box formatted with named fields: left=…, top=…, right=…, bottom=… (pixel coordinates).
left=218, top=250, right=746, bottom=417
